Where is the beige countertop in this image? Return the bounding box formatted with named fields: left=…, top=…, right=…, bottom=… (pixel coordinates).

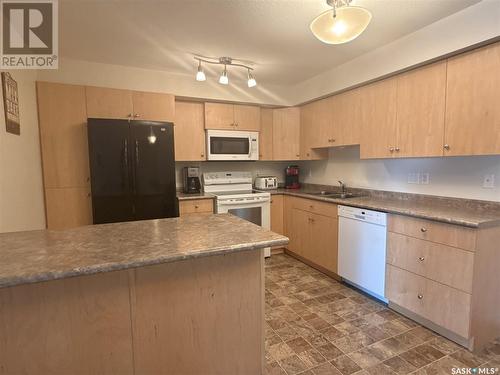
left=0, top=214, right=288, bottom=289
left=177, top=191, right=215, bottom=201
left=268, top=187, right=500, bottom=228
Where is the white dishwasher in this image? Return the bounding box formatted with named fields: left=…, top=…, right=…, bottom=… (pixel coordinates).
left=338, top=205, right=388, bottom=302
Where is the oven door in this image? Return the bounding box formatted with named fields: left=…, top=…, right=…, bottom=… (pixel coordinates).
left=217, top=199, right=271, bottom=256
left=206, top=130, right=258, bottom=161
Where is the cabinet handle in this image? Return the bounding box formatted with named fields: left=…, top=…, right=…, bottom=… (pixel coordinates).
left=389, top=147, right=395, bottom=152
left=417, top=294, right=424, bottom=300
left=307, top=153, right=310, bottom=157
left=87, top=193, right=91, bottom=198
left=420, top=227, right=427, bottom=233
left=201, top=153, right=205, bottom=157
left=195, top=205, right=199, bottom=209
left=395, top=147, right=400, bottom=152
left=296, top=154, right=300, bottom=157
left=134, top=113, right=140, bottom=118
left=444, top=144, right=450, bottom=150
left=418, top=256, right=425, bottom=262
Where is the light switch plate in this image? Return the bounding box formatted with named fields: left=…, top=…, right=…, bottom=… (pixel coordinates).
left=419, top=173, right=430, bottom=185
left=483, top=174, right=495, bottom=188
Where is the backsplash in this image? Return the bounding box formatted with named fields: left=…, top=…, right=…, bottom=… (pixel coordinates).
left=175, top=161, right=293, bottom=189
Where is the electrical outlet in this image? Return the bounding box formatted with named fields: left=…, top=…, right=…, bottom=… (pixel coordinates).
left=483, top=174, right=495, bottom=188
left=419, top=173, right=430, bottom=185
left=407, top=173, right=419, bottom=184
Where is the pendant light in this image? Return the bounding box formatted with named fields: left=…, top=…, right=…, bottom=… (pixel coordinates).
left=219, top=65, right=229, bottom=85
left=310, top=0, right=371, bottom=45
left=196, top=60, right=206, bottom=81
left=247, top=69, right=257, bottom=88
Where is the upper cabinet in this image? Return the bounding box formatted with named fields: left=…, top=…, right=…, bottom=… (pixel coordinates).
left=131, top=91, right=175, bottom=122
left=444, top=43, right=500, bottom=156
left=259, top=108, right=274, bottom=160
left=300, top=98, right=335, bottom=149
left=396, top=61, right=447, bottom=158
left=86, top=86, right=174, bottom=121
left=272, top=107, right=301, bottom=160
left=204, top=102, right=260, bottom=131
left=331, top=88, right=362, bottom=147
left=359, top=79, right=398, bottom=159
left=174, top=101, right=206, bottom=161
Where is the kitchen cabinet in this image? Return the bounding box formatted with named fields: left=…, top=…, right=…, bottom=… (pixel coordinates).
left=131, top=91, right=175, bottom=122
left=395, top=61, right=446, bottom=158
left=270, top=195, right=284, bottom=235
left=386, top=214, right=500, bottom=351
left=259, top=108, right=273, bottom=160
left=86, top=86, right=133, bottom=119
left=37, top=81, right=90, bottom=188
left=444, top=42, right=500, bottom=156
left=331, top=88, right=362, bottom=146
left=300, top=98, right=335, bottom=149
left=178, top=199, right=214, bottom=216
left=44, top=187, right=92, bottom=230
left=86, top=86, right=174, bottom=121
left=272, top=107, right=301, bottom=160
left=283, top=196, right=338, bottom=274
left=204, top=102, right=260, bottom=131
left=359, top=78, right=398, bottom=159
left=174, top=101, right=206, bottom=161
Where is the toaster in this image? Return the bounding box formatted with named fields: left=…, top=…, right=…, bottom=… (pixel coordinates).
left=254, top=176, right=278, bottom=190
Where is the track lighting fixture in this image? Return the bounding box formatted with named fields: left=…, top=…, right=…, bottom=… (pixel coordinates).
left=194, top=56, right=257, bottom=88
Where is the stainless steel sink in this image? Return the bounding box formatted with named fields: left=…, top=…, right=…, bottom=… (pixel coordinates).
left=309, top=191, right=361, bottom=199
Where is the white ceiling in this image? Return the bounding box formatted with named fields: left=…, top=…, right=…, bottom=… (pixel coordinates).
left=60, top=0, right=481, bottom=86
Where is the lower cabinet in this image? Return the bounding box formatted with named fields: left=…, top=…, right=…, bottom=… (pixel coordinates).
left=178, top=199, right=214, bottom=216
left=284, top=196, right=338, bottom=274
left=45, top=187, right=93, bottom=230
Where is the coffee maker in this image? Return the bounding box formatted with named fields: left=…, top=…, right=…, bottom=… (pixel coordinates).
left=182, top=167, right=201, bottom=194
left=285, top=165, right=300, bottom=189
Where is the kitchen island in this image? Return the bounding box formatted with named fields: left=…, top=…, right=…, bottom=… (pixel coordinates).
left=0, top=214, right=288, bottom=375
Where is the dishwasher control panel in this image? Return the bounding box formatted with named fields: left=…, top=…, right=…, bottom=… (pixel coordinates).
left=337, top=205, right=387, bottom=226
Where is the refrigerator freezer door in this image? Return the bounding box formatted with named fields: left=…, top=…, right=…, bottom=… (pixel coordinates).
left=130, top=121, right=178, bottom=220
left=88, top=118, right=135, bottom=224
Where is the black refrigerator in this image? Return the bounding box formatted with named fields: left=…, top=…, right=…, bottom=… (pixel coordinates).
left=87, top=118, right=178, bottom=224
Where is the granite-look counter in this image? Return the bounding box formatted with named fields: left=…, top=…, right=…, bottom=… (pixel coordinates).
left=0, top=213, right=288, bottom=289
left=267, top=187, right=500, bottom=228
left=176, top=191, right=215, bottom=201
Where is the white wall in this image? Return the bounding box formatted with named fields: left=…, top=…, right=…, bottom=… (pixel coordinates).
left=37, top=58, right=290, bottom=106
left=299, top=147, right=500, bottom=202
left=0, top=71, right=46, bottom=233
left=175, top=161, right=292, bottom=189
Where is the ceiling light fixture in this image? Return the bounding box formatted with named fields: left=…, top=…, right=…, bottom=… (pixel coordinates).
left=196, top=60, right=206, bottom=81
left=310, top=0, right=371, bottom=44
left=219, top=65, right=229, bottom=85
left=194, top=56, right=257, bottom=88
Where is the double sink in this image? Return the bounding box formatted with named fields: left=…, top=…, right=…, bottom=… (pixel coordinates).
left=308, top=191, right=363, bottom=199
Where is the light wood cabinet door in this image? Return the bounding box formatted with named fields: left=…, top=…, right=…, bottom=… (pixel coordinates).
left=259, top=108, right=273, bottom=160
left=233, top=105, right=261, bottom=131
left=386, top=264, right=426, bottom=316
left=288, top=208, right=310, bottom=256
left=307, top=212, right=338, bottom=273
left=174, top=101, right=206, bottom=161
left=132, top=91, right=175, bottom=122
left=178, top=199, right=213, bottom=216
left=272, top=107, right=300, bottom=160
left=444, top=42, right=500, bottom=156
left=332, top=88, right=362, bottom=146
left=37, top=82, right=90, bottom=188
left=204, top=102, right=235, bottom=130
left=360, top=79, right=398, bottom=159
left=300, top=98, right=335, bottom=149
left=396, top=62, right=446, bottom=158
left=270, top=195, right=284, bottom=235
left=85, top=86, right=133, bottom=119
left=44, top=187, right=92, bottom=230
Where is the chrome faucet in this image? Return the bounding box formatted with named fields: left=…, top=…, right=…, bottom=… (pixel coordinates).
left=338, top=180, right=346, bottom=194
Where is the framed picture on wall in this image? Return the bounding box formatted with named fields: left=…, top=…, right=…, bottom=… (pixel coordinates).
left=2, top=72, right=20, bottom=135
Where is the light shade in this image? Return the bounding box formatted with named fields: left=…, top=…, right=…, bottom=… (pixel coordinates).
left=195, top=61, right=206, bottom=81
left=219, top=67, right=229, bottom=85
left=310, top=6, right=371, bottom=44
left=247, top=70, right=257, bottom=88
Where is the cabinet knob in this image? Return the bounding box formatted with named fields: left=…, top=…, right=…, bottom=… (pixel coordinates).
left=444, top=144, right=450, bottom=150
left=389, top=147, right=395, bottom=152
left=420, top=227, right=427, bottom=233
left=87, top=193, right=91, bottom=198
left=296, top=154, right=300, bottom=157
left=128, top=113, right=133, bottom=118
left=194, top=205, right=199, bottom=209
left=395, top=147, right=400, bottom=152
left=309, top=205, right=314, bottom=209
left=418, top=256, right=425, bottom=262
left=201, top=154, right=205, bottom=157
left=134, top=113, right=140, bottom=118
left=307, top=153, right=310, bottom=157
left=417, top=294, right=424, bottom=300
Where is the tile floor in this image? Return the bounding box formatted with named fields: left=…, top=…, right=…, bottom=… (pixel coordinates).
left=265, top=254, right=500, bottom=375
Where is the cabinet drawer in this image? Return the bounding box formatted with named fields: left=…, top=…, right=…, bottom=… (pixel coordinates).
left=386, top=265, right=471, bottom=338
left=387, top=232, right=474, bottom=293
left=179, top=199, right=214, bottom=216
left=289, top=196, right=337, bottom=218
left=388, top=214, right=476, bottom=251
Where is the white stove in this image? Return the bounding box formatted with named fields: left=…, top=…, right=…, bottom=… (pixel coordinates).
left=204, top=171, right=271, bottom=257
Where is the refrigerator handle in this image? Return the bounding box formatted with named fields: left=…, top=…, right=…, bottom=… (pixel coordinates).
left=123, top=138, right=129, bottom=189
left=135, top=140, right=139, bottom=167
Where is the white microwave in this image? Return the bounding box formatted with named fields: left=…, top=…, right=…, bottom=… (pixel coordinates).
left=206, top=130, right=259, bottom=161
